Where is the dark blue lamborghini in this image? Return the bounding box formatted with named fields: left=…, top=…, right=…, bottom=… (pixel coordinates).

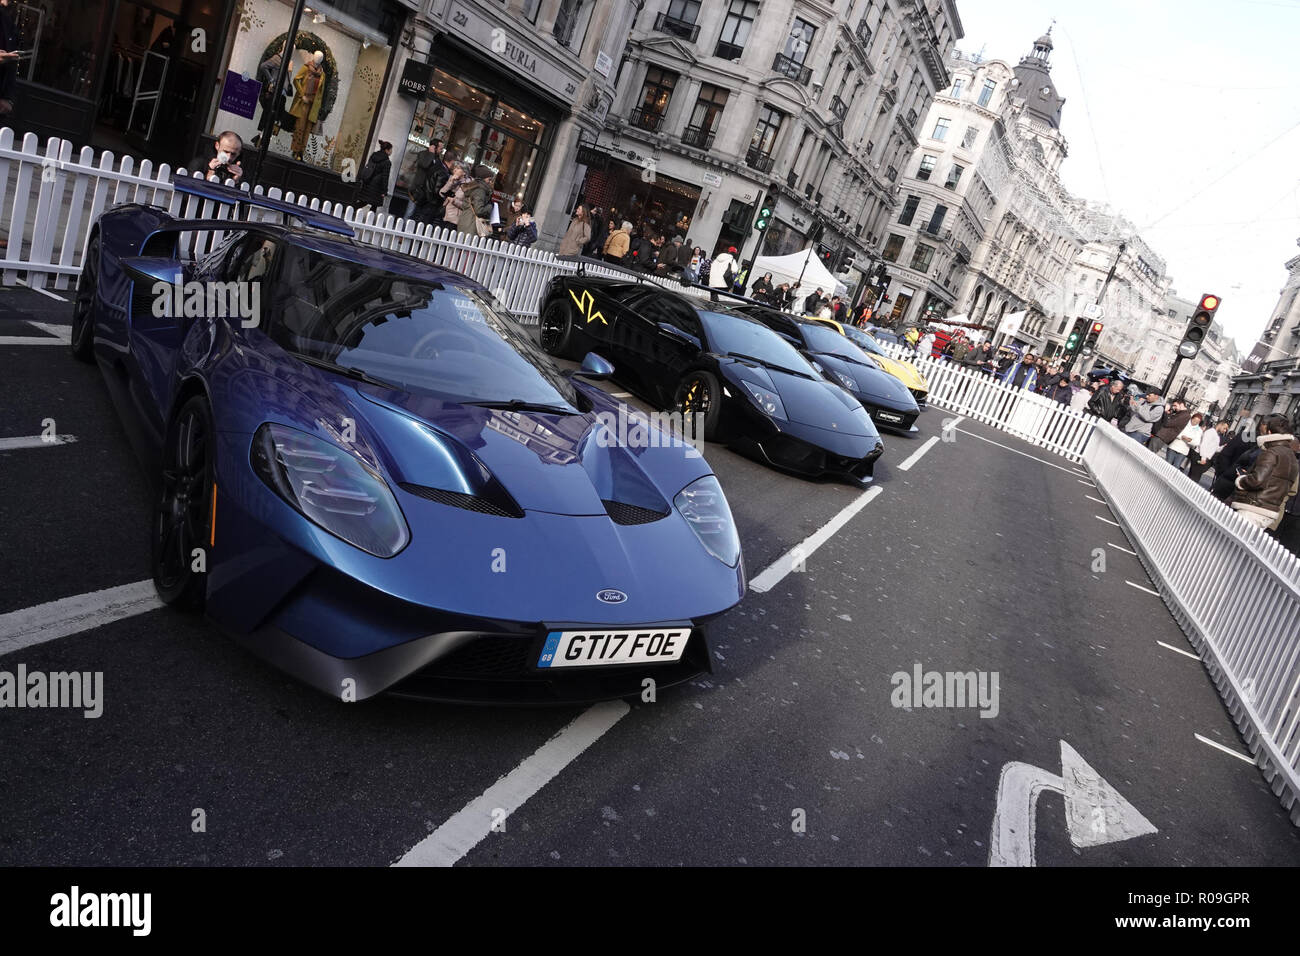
left=69, top=177, right=744, bottom=702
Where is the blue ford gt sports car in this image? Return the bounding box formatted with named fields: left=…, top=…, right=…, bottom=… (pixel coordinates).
left=538, top=273, right=885, bottom=483
left=735, top=306, right=921, bottom=433
left=69, top=177, right=745, bottom=702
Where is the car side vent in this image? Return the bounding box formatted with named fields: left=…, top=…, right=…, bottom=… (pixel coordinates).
left=603, top=500, right=670, bottom=525
left=399, top=483, right=524, bottom=518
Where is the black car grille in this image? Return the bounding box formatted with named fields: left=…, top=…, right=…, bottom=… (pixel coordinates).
left=603, top=500, right=670, bottom=525
left=399, top=483, right=524, bottom=518
left=910, top=388, right=928, bottom=406
left=425, top=636, right=537, bottom=678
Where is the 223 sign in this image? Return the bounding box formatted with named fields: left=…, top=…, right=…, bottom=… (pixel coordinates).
left=569, top=288, right=607, bottom=326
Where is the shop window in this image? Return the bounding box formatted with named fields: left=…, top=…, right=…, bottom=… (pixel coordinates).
left=211, top=0, right=395, bottom=177
left=400, top=67, right=548, bottom=205
left=14, top=0, right=113, bottom=98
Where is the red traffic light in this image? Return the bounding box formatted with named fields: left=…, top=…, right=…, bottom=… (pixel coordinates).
left=1199, top=293, right=1220, bottom=312
left=1090, top=322, right=1104, bottom=334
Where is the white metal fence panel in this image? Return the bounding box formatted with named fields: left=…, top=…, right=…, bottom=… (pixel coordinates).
left=1085, top=423, right=1300, bottom=825
left=878, top=341, right=1096, bottom=461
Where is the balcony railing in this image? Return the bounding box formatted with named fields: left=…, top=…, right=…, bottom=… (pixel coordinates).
left=771, top=53, right=813, bottom=85
left=715, top=40, right=744, bottom=60
left=786, top=170, right=798, bottom=188
left=906, top=109, right=917, bottom=128
left=654, top=11, right=700, bottom=43
left=745, top=147, right=775, bottom=173
left=680, top=125, right=715, bottom=150
left=628, top=108, right=666, bottom=133
left=830, top=95, right=849, bottom=120
left=856, top=20, right=873, bottom=49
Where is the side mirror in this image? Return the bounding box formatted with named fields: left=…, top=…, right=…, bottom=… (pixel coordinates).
left=657, top=323, right=701, bottom=350
left=121, top=256, right=183, bottom=288
left=574, top=352, right=615, bottom=380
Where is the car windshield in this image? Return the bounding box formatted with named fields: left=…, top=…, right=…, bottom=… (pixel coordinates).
left=266, top=246, right=578, bottom=408
left=801, top=322, right=871, bottom=361
left=699, top=311, right=817, bottom=376
left=838, top=324, right=889, bottom=357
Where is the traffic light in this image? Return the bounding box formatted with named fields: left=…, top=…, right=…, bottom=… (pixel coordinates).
left=1063, top=317, right=1087, bottom=355
left=1178, top=293, right=1220, bottom=359
left=1080, top=321, right=1104, bottom=356
left=820, top=246, right=834, bottom=266
left=754, top=194, right=773, bottom=233
left=839, top=251, right=856, bottom=273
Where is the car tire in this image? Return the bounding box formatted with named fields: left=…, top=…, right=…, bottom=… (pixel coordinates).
left=539, top=297, right=577, bottom=358
left=70, top=236, right=99, bottom=363
left=152, top=394, right=216, bottom=610
left=674, top=370, right=722, bottom=443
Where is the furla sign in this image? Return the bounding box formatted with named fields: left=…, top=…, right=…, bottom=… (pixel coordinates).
left=448, top=2, right=580, bottom=100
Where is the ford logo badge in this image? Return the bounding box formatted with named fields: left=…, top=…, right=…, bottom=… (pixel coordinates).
left=596, top=589, right=628, bottom=604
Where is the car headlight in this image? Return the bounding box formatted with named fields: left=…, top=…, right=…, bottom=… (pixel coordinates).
left=674, top=475, right=741, bottom=567
left=832, top=370, right=857, bottom=392
left=741, top=380, right=787, bottom=420
left=251, top=423, right=410, bottom=558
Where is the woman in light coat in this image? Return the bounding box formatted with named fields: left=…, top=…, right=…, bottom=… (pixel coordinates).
left=440, top=163, right=468, bottom=229
left=558, top=204, right=592, bottom=257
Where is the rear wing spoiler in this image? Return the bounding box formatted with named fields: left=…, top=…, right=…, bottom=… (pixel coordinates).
left=173, top=174, right=355, bottom=238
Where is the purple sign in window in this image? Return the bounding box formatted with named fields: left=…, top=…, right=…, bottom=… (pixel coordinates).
left=219, top=70, right=262, bottom=120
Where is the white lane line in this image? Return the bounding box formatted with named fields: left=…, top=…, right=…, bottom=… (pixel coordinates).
left=1076, top=479, right=1097, bottom=487
left=952, top=427, right=1081, bottom=476
left=0, top=434, right=77, bottom=451
left=15, top=279, right=70, bottom=302
left=897, top=436, right=940, bottom=472
left=1071, top=467, right=1089, bottom=476
left=0, top=336, right=66, bottom=346
left=27, top=321, right=71, bottom=341
left=1126, top=580, right=1160, bottom=597
left=1157, top=640, right=1200, bottom=661
left=1194, top=733, right=1254, bottom=765
left=1085, top=494, right=1106, bottom=504
left=749, top=485, right=885, bottom=593
left=1096, top=516, right=1121, bottom=527
left=1108, top=542, right=1137, bottom=555
left=394, top=700, right=630, bottom=867
left=0, top=581, right=162, bottom=656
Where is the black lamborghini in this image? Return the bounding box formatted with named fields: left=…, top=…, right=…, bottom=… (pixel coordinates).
left=732, top=305, right=922, bottom=433
left=538, top=272, right=884, bottom=483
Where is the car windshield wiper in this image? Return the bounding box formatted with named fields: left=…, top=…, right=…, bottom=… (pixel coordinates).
left=463, top=398, right=579, bottom=416
left=728, top=352, right=813, bottom=380
left=819, top=350, right=872, bottom=367
left=291, top=352, right=403, bottom=390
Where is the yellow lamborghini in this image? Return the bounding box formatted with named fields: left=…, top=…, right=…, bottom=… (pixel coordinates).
left=808, top=318, right=930, bottom=408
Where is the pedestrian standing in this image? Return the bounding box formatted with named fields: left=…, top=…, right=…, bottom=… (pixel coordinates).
left=355, top=140, right=393, bottom=215
left=709, top=246, right=739, bottom=290
left=1149, top=399, right=1191, bottom=457
left=558, top=203, right=592, bottom=257
left=1167, top=413, right=1204, bottom=472
left=583, top=207, right=608, bottom=258
left=1188, top=420, right=1228, bottom=486
left=1231, top=414, right=1299, bottom=529
left=1123, top=391, right=1164, bottom=445
left=505, top=208, right=538, bottom=246
left=750, top=272, right=774, bottom=302
left=1087, top=379, right=1128, bottom=425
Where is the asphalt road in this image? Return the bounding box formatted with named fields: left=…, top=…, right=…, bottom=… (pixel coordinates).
left=1, top=284, right=1297, bottom=867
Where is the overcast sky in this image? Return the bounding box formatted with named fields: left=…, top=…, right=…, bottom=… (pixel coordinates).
left=953, top=0, right=1300, bottom=356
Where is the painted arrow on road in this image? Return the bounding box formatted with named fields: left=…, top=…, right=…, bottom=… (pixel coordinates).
left=989, top=740, right=1157, bottom=866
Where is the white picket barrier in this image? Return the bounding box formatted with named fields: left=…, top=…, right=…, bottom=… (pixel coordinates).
left=1085, top=423, right=1300, bottom=824
left=878, top=341, right=1097, bottom=461
left=0, top=127, right=711, bottom=319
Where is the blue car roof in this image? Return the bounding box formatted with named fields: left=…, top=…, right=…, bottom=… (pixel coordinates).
left=287, top=232, right=486, bottom=290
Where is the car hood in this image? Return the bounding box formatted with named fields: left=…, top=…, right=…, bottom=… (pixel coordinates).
left=723, top=359, right=876, bottom=437
left=814, top=353, right=920, bottom=410
left=354, top=384, right=707, bottom=518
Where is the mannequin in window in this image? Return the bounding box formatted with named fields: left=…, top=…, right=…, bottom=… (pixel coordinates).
left=289, top=50, right=326, bottom=161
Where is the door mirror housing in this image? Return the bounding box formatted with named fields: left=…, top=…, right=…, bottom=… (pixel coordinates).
left=656, top=322, right=701, bottom=350
left=573, top=352, right=615, bottom=380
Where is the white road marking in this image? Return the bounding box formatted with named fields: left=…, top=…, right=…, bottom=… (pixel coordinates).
left=897, top=436, right=940, bottom=472
left=0, top=581, right=162, bottom=656
left=1157, top=640, right=1200, bottom=661
left=1194, top=733, right=1254, bottom=765
left=15, top=279, right=69, bottom=302
left=952, top=427, right=1081, bottom=475
left=1085, top=494, right=1106, bottom=504
left=1096, top=516, right=1121, bottom=527
left=394, top=700, right=630, bottom=867
left=1071, top=467, right=1089, bottom=476
left=0, top=434, right=77, bottom=451
left=1077, top=479, right=1097, bottom=487
left=749, top=486, right=885, bottom=593
left=27, top=321, right=71, bottom=341
left=0, top=336, right=66, bottom=346
left=1107, top=542, right=1137, bottom=555
left=609, top=392, right=632, bottom=398
left=1126, top=581, right=1160, bottom=597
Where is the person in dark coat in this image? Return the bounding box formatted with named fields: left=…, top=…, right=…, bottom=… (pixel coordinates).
left=505, top=208, right=538, bottom=246
left=414, top=149, right=456, bottom=225
left=750, top=273, right=774, bottom=302
left=1149, top=400, right=1192, bottom=456
left=1231, top=414, right=1299, bottom=529
left=1087, top=378, right=1128, bottom=424
left=189, top=131, right=251, bottom=184
left=1210, top=427, right=1256, bottom=501
left=583, top=207, right=609, bottom=258
left=356, top=141, right=393, bottom=212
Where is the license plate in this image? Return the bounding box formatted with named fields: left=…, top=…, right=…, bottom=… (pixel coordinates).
left=876, top=411, right=904, bottom=423
left=538, top=628, right=691, bottom=668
